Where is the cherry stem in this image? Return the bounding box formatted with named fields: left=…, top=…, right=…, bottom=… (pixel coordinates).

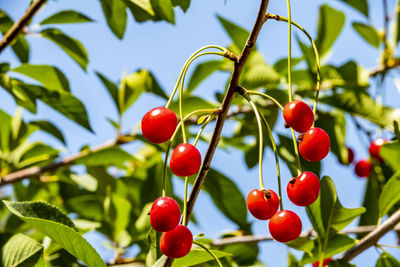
left=193, top=240, right=223, bottom=267
left=183, top=176, right=189, bottom=225
left=291, top=128, right=302, bottom=175
left=286, top=0, right=293, bottom=102
left=194, top=115, right=214, bottom=147
left=247, top=90, right=284, bottom=111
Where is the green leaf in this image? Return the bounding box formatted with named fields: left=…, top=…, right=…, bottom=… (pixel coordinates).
left=99, top=0, right=127, bottom=39
left=376, top=252, right=400, bottom=267
left=75, top=146, right=134, bottom=168
left=359, top=170, right=381, bottom=229
left=40, top=10, right=93, bottom=25
left=0, top=10, right=30, bottom=63
left=352, top=22, right=380, bottom=48
left=172, top=248, right=231, bottom=267
left=287, top=237, right=314, bottom=255
left=40, top=28, right=89, bottom=70
left=30, top=120, right=66, bottom=145
left=288, top=253, right=300, bottom=267
left=2, top=234, right=43, bottom=267
left=3, top=201, right=106, bottom=267
left=328, top=259, right=355, bottom=267
left=12, top=82, right=93, bottom=132
left=70, top=174, right=98, bottom=192
left=146, top=229, right=158, bottom=266
left=124, top=0, right=155, bottom=23
left=202, top=169, right=248, bottom=228
left=316, top=4, right=345, bottom=57
left=307, top=198, right=325, bottom=238
left=381, top=141, right=400, bottom=172
left=379, top=171, right=400, bottom=216
left=336, top=0, right=368, bottom=17
left=151, top=0, right=175, bottom=24
left=187, top=60, right=224, bottom=93
left=168, top=96, right=216, bottom=117
left=217, top=15, right=250, bottom=52
left=111, top=193, right=132, bottom=240
left=171, top=0, right=190, bottom=12
left=95, top=71, right=119, bottom=112
left=12, top=64, right=70, bottom=92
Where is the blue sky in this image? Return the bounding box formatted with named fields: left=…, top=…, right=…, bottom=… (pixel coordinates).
left=1, top=0, right=399, bottom=266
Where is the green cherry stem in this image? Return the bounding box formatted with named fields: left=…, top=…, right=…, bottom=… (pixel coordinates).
left=291, top=128, right=302, bottom=175
left=246, top=90, right=284, bottom=111
left=286, top=0, right=293, bottom=102
left=193, top=241, right=223, bottom=267
left=183, top=176, right=189, bottom=225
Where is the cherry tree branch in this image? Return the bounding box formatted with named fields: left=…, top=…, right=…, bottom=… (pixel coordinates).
left=0, top=0, right=47, bottom=53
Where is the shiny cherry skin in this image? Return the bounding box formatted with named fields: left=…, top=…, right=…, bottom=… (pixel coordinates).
left=287, top=171, right=320, bottom=206
left=141, top=107, right=177, bottom=143
left=149, top=197, right=181, bottom=232
left=369, top=138, right=387, bottom=162
left=312, top=258, right=332, bottom=267
left=170, top=143, right=201, bottom=177
left=299, top=127, right=330, bottom=161
left=283, top=100, right=314, bottom=133
left=160, top=225, right=193, bottom=258
left=269, top=210, right=302, bottom=243
left=246, top=189, right=279, bottom=220
left=355, top=159, right=372, bottom=178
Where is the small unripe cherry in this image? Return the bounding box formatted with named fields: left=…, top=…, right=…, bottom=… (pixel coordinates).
left=354, top=159, right=372, bottom=178
left=149, top=197, right=181, bottom=232
left=369, top=138, right=387, bottom=162
left=283, top=100, right=314, bottom=133
left=287, top=171, right=320, bottom=206
left=299, top=127, right=330, bottom=161
left=160, top=225, right=193, bottom=258
left=170, top=143, right=201, bottom=177
left=269, top=210, right=302, bottom=243
left=246, top=189, right=279, bottom=220
left=141, top=107, right=177, bottom=143
left=312, top=258, right=332, bottom=267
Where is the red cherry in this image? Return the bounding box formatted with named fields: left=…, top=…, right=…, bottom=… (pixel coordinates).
left=141, top=107, right=177, bottom=143
left=283, top=100, right=314, bottom=133
left=170, top=143, right=201, bottom=177
left=287, top=171, right=320, bottom=206
left=354, top=159, right=372, bottom=178
left=269, top=210, right=302, bottom=243
left=369, top=138, right=387, bottom=162
left=149, top=197, right=181, bottom=232
left=339, top=147, right=355, bottom=165
left=160, top=225, right=193, bottom=258
left=299, top=127, right=330, bottom=161
left=312, top=258, right=332, bottom=267
left=246, top=189, right=279, bottom=220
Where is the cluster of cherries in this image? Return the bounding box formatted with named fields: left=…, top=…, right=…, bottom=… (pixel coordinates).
left=247, top=100, right=330, bottom=243
left=142, top=107, right=201, bottom=258
left=352, top=138, right=387, bottom=178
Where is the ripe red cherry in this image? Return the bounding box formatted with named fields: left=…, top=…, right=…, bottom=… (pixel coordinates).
left=246, top=189, right=279, bottom=220
left=170, top=143, right=201, bottom=177
left=299, top=127, right=330, bottom=161
left=141, top=107, right=177, bottom=143
left=160, top=225, right=193, bottom=258
left=312, top=258, right=332, bottom=267
left=354, top=159, right=372, bottom=178
left=149, top=197, right=181, bottom=232
left=287, top=171, right=320, bottom=206
left=369, top=138, right=387, bottom=162
left=283, top=100, right=314, bottom=133
left=269, top=210, right=302, bottom=242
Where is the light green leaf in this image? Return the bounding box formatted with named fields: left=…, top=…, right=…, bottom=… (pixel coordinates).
left=146, top=229, right=158, bottom=266
left=75, top=146, right=134, bottom=168
left=100, top=0, right=127, bottom=39
left=316, top=4, right=345, bottom=57
left=288, top=253, right=300, bottom=267
left=12, top=64, right=70, bottom=92
left=111, top=194, right=132, bottom=239
left=381, top=141, right=400, bottom=172
left=40, top=10, right=93, bottom=25
left=376, top=252, right=400, bottom=267
left=41, top=28, right=89, bottom=70
left=124, top=0, right=155, bottom=23
left=3, top=201, right=106, bottom=267
left=187, top=60, right=224, bottom=92
left=2, top=234, right=43, bottom=267
left=379, top=171, right=400, bottom=216
left=70, top=173, right=98, bottom=192
left=217, top=15, right=250, bottom=52
left=352, top=22, right=380, bottom=48
left=151, top=0, right=175, bottom=24
left=171, top=0, right=190, bottom=12
left=172, top=248, right=231, bottom=267
left=336, top=0, right=368, bottom=17
left=287, top=237, right=314, bottom=255
left=168, top=96, right=216, bottom=117
left=30, top=120, right=66, bottom=145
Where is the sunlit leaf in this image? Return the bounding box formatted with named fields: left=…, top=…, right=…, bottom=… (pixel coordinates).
left=40, top=10, right=93, bottom=25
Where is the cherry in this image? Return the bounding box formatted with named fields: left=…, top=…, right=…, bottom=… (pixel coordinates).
left=269, top=210, right=302, bottom=243
left=170, top=143, right=201, bottom=177
left=141, top=107, right=177, bottom=143
left=160, top=225, right=193, bottom=258
left=149, top=197, right=181, bottom=232
left=283, top=100, right=314, bottom=133
left=246, top=189, right=279, bottom=220
left=354, top=159, right=372, bottom=178
left=369, top=138, right=387, bottom=162
left=287, top=171, right=320, bottom=206
left=312, top=258, right=332, bottom=267
left=299, top=127, right=330, bottom=161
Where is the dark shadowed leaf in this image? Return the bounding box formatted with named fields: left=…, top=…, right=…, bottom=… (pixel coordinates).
left=376, top=252, right=400, bottom=267
left=217, top=15, right=249, bottom=52
left=358, top=170, right=381, bottom=231
left=96, top=71, right=119, bottom=112
left=75, top=146, right=134, bottom=168
left=352, top=22, right=380, bottom=48
left=30, top=120, right=66, bottom=145
left=100, top=0, right=127, bottom=39
left=336, top=0, right=368, bottom=17
left=171, top=0, right=191, bottom=12
left=2, top=234, right=42, bottom=267
left=151, top=0, right=175, bottom=24
left=379, top=171, right=400, bottom=216
left=40, top=10, right=93, bottom=25
left=172, top=248, right=231, bottom=267
left=328, top=259, right=355, bottom=267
